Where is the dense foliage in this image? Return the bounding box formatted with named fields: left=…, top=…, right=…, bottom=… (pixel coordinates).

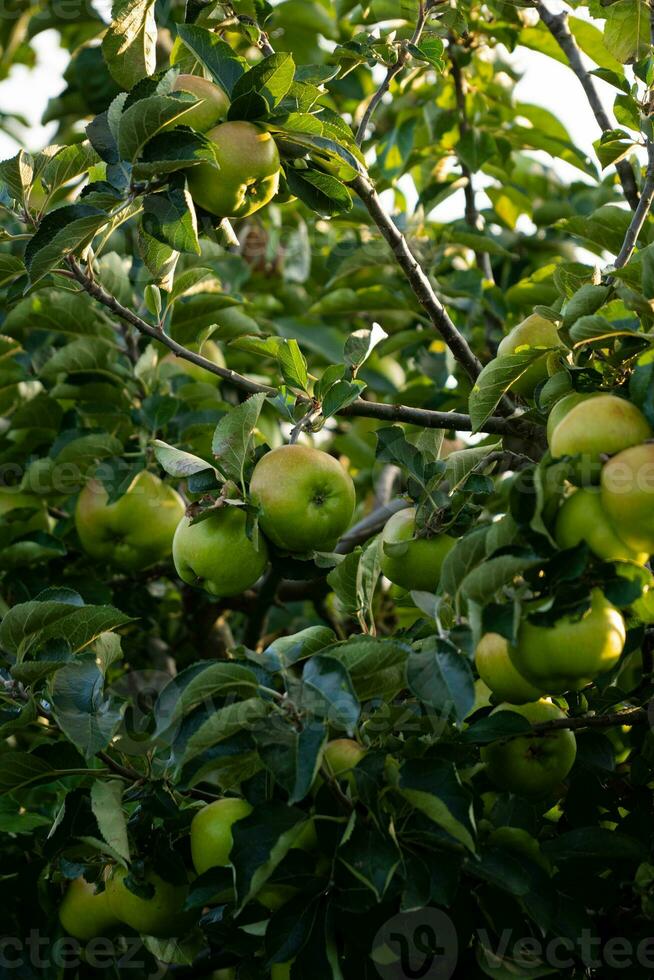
left=2, top=0, right=654, bottom=978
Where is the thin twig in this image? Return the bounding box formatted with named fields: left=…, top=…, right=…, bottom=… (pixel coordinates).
left=614, top=141, right=654, bottom=269
left=449, top=47, right=494, bottom=282
left=527, top=707, right=648, bottom=735
left=339, top=397, right=538, bottom=439
left=356, top=0, right=430, bottom=144
left=532, top=0, right=639, bottom=211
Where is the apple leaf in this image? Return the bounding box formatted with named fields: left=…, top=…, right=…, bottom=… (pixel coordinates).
left=153, top=440, right=213, bottom=478
left=103, top=0, right=157, bottom=90
left=211, top=391, right=268, bottom=487
left=300, top=655, right=360, bottom=734
left=468, top=350, right=551, bottom=432
left=231, top=52, right=295, bottom=111
left=285, top=168, right=353, bottom=217
left=231, top=802, right=309, bottom=910
left=91, top=780, right=130, bottom=863
left=407, top=637, right=475, bottom=722
left=397, top=758, right=476, bottom=853
left=24, top=205, right=109, bottom=286
left=255, top=723, right=326, bottom=804
left=117, top=95, right=198, bottom=163
left=49, top=660, right=123, bottom=758
left=142, top=177, right=201, bottom=256
left=175, top=24, right=245, bottom=96
left=0, top=149, right=33, bottom=206
left=0, top=597, right=132, bottom=660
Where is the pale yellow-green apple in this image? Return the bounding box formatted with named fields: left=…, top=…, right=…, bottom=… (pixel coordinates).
left=190, top=798, right=253, bottom=875
left=555, top=487, right=648, bottom=564
left=186, top=121, right=280, bottom=218
left=314, top=738, right=367, bottom=795
left=75, top=471, right=185, bottom=571
left=380, top=507, right=455, bottom=593
left=250, top=444, right=355, bottom=552
left=601, top=444, right=654, bottom=555
left=161, top=340, right=226, bottom=385
left=549, top=394, right=651, bottom=466
left=480, top=699, right=577, bottom=800
left=271, top=963, right=293, bottom=980
left=510, top=589, right=625, bottom=693
left=165, top=74, right=229, bottom=132
left=59, top=875, right=119, bottom=941
left=474, top=633, right=543, bottom=705
left=173, top=507, right=268, bottom=597
left=105, top=868, right=189, bottom=938
left=488, top=827, right=550, bottom=872
left=497, top=313, right=564, bottom=396
left=546, top=391, right=598, bottom=445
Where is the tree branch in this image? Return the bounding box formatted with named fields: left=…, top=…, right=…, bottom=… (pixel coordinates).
left=532, top=0, right=639, bottom=211
left=355, top=0, right=430, bottom=145
left=449, top=47, right=494, bottom=282
left=69, top=258, right=536, bottom=437
left=350, top=173, right=484, bottom=382
left=525, top=707, right=648, bottom=736
left=614, top=141, right=654, bottom=269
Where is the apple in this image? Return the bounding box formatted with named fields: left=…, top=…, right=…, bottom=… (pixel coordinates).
left=75, top=471, right=185, bottom=572
left=601, top=444, right=654, bottom=555
left=59, top=875, right=119, bottom=941
left=475, top=633, right=543, bottom=704
left=161, top=340, right=226, bottom=385
left=497, top=313, right=564, bottom=396
left=510, top=589, right=626, bottom=693
left=190, top=798, right=253, bottom=875
left=166, top=74, right=229, bottom=132
left=0, top=487, right=51, bottom=532
left=546, top=391, right=597, bottom=445
left=105, top=868, right=189, bottom=938
left=186, top=121, right=280, bottom=219
left=555, top=487, right=649, bottom=564
left=173, top=507, right=269, bottom=597
left=249, top=444, right=355, bottom=552
left=480, top=699, right=577, bottom=800
left=257, top=884, right=298, bottom=911
left=380, top=507, right=455, bottom=593
left=549, top=394, right=651, bottom=468
left=271, top=964, right=293, bottom=980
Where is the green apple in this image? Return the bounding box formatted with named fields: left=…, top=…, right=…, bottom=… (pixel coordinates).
left=380, top=507, right=455, bottom=593
left=161, top=340, right=226, bottom=385
left=510, top=588, right=625, bottom=693
left=0, top=487, right=51, bottom=532
left=475, top=633, right=543, bottom=704
left=173, top=507, right=269, bottom=597
left=546, top=391, right=598, bottom=445
left=105, top=868, right=189, bottom=938
left=318, top=738, right=366, bottom=794
left=601, top=444, right=654, bottom=555
left=186, top=121, right=280, bottom=219
left=555, top=487, right=648, bottom=564
left=549, top=394, right=651, bottom=467
left=480, top=699, right=577, bottom=800
left=59, top=875, right=119, bottom=941
left=250, top=444, right=355, bottom=552
left=497, top=313, right=564, bottom=396
left=75, top=471, right=185, bottom=571
left=190, top=798, right=253, bottom=875
left=257, top=884, right=298, bottom=911
left=166, top=74, right=229, bottom=132
left=271, top=964, right=293, bottom=980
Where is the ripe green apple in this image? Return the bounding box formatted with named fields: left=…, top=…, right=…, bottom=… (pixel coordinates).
left=105, top=868, right=189, bottom=938
left=475, top=633, right=543, bottom=705
left=161, top=340, right=226, bottom=385
left=249, top=444, right=355, bottom=552
left=480, top=699, right=577, bottom=800
left=173, top=507, right=269, bottom=597
left=271, top=963, right=293, bottom=980
left=380, top=507, right=455, bottom=593
left=601, top=444, right=654, bottom=555
left=555, top=487, right=648, bottom=564
left=549, top=394, right=651, bottom=467
left=510, top=589, right=626, bottom=693
left=186, top=121, right=280, bottom=219
left=75, top=471, right=185, bottom=571
left=546, top=391, right=597, bottom=445
left=497, top=313, right=564, bottom=396
left=190, top=798, right=253, bottom=875
left=323, top=738, right=366, bottom=778
left=59, top=875, right=119, bottom=941
left=166, top=74, right=229, bottom=132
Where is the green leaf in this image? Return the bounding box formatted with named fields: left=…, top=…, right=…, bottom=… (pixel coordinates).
left=255, top=723, right=326, bottom=804
left=277, top=338, right=308, bottom=392
left=103, top=0, right=157, bottom=89
left=49, top=660, right=123, bottom=758
left=285, top=168, right=353, bottom=216
left=181, top=698, right=268, bottom=764
left=568, top=16, right=624, bottom=74
left=0, top=752, right=56, bottom=794
left=604, top=0, right=650, bottom=64
left=301, top=655, right=360, bottom=734
left=0, top=598, right=131, bottom=659
left=543, top=828, right=645, bottom=862
left=153, top=440, right=213, bottom=477
left=212, top=391, right=267, bottom=485
left=398, top=758, right=476, bottom=852
left=24, top=205, right=108, bottom=286
left=407, top=637, right=475, bottom=722
left=469, top=352, right=551, bottom=432
left=0, top=150, right=33, bottom=205
left=142, top=179, right=201, bottom=256
left=175, top=25, right=245, bottom=96
left=262, top=626, right=337, bottom=670
left=338, top=825, right=400, bottom=901
left=91, top=780, right=130, bottom=863
left=117, top=95, right=199, bottom=162
left=460, top=555, right=540, bottom=605
left=41, top=143, right=100, bottom=193
left=231, top=802, right=308, bottom=910
left=232, top=52, right=295, bottom=110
